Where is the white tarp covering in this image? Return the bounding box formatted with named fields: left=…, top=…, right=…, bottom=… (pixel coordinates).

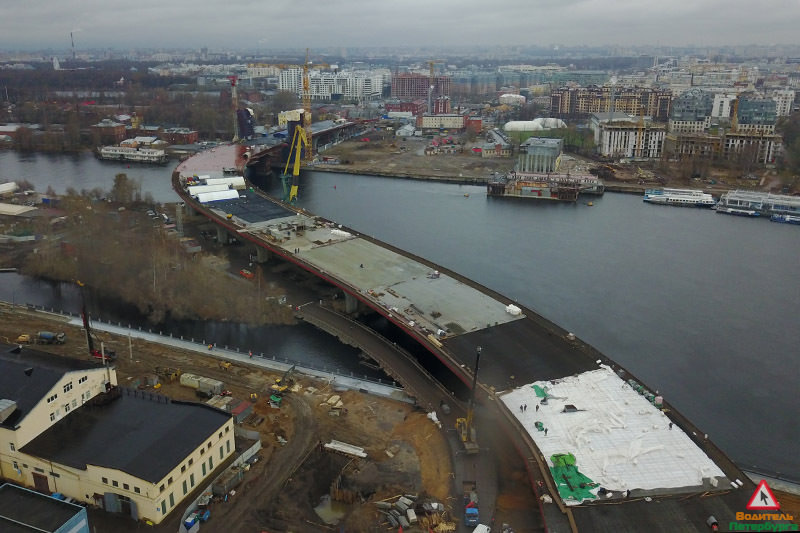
left=0, top=182, right=19, bottom=195
left=0, top=202, right=36, bottom=216
left=205, top=177, right=246, bottom=190
left=505, top=304, right=522, bottom=316
left=188, top=184, right=230, bottom=196
left=502, top=366, right=724, bottom=495
left=196, top=190, right=240, bottom=203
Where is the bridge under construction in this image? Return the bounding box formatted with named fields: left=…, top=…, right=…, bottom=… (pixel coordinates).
left=173, top=144, right=762, bottom=532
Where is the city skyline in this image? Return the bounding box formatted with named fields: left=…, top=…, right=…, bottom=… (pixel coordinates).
left=1, top=0, right=799, bottom=51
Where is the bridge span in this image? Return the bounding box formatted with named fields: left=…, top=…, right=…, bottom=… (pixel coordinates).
left=173, top=144, right=759, bottom=532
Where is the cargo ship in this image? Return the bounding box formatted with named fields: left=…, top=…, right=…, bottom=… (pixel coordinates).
left=643, top=188, right=716, bottom=207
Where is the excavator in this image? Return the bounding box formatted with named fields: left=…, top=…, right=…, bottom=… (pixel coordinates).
left=456, top=347, right=481, bottom=454
left=280, top=124, right=308, bottom=204
left=271, top=364, right=297, bottom=394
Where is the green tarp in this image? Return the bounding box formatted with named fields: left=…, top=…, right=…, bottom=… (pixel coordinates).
left=533, top=385, right=549, bottom=398
left=550, top=453, right=597, bottom=503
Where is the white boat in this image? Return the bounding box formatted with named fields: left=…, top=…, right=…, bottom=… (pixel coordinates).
left=770, top=214, right=800, bottom=225
left=715, top=206, right=760, bottom=217
left=643, top=188, right=716, bottom=208
left=97, top=145, right=168, bottom=164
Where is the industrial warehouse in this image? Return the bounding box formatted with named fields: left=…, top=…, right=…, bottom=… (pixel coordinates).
left=0, top=345, right=235, bottom=525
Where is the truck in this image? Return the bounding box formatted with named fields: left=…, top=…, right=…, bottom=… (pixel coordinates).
left=463, top=481, right=479, bottom=527
left=36, top=331, right=66, bottom=345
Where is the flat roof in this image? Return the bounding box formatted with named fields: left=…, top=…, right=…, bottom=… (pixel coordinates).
left=21, top=390, right=231, bottom=483
left=0, top=483, right=85, bottom=532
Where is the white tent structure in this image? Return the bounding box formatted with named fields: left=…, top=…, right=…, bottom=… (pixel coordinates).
left=504, top=118, right=567, bottom=132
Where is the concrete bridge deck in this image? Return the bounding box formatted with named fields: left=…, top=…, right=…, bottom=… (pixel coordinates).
left=173, top=144, right=761, bottom=532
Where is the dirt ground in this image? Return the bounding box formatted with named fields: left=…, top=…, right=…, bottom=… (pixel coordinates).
left=321, top=134, right=514, bottom=180
left=0, top=306, right=454, bottom=532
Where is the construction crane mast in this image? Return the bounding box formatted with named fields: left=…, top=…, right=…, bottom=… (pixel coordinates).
left=636, top=104, right=645, bottom=158
left=427, top=59, right=444, bottom=114
left=227, top=75, right=240, bottom=142
left=302, top=49, right=313, bottom=161
left=281, top=124, right=307, bottom=203
left=456, top=346, right=481, bottom=454
left=731, top=97, right=739, bottom=133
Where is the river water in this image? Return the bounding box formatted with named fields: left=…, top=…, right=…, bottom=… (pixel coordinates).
left=1, top=151, right=798, bottom=481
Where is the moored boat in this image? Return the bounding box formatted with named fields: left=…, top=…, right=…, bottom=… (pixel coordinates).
left=770, top=213, right=800, bottom=225
left=715, top=206, right=760, bottom=217
left=643, top=188, right=716, bottom=208
left=97, top=145, right=168, bottom=164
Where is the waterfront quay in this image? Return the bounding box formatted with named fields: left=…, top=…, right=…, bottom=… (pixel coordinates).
left=174, top=144, right=765, bottom=531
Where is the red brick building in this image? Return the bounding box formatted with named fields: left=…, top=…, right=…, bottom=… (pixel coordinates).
left=385, top=100, right=426, bottom=116
left=91, top=119, right=126, bottom=144
left=162, top=128, right=199, bottom=145
left=391, top=74, right=451, bottom=100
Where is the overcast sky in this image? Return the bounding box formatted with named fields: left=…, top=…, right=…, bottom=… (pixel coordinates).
left=1, top=0, right=798, bottom=51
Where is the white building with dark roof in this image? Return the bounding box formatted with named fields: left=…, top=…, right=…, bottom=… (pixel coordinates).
left=0, top=345, right=234, bottom=524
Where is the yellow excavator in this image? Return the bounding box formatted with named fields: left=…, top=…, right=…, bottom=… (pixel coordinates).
left=455, top=347, right=481, bottom=454
left=271, top=365, right=297, bottom=394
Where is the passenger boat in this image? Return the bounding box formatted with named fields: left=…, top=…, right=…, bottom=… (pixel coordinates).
left=643, top=188, right=716, bottom=208
left=770, top=214, right=800, bottom=225
left=97, top=145, right=168, bottom=164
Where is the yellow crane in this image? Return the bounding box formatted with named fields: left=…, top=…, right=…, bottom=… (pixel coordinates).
left=248, top=50, right=329, bottom=161
left=427, top=59, right=444, bottom=113
left=455, top=346, right=481, bottom=454
left=281, top=124, right=308, bottom=203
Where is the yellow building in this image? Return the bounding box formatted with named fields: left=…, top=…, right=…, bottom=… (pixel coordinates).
left=0, top=345, right=234, bottom=524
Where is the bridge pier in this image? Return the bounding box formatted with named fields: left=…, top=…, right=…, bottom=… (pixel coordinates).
left=216, top=226, right=227, bottom=244
left=344, top=293, right=359, bottom=314
left=255, top=247, right=271, bottom=263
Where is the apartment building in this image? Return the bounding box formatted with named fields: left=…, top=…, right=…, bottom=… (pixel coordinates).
left=279, top=70, right=384, bottom=101
left=597, top=120, right=667, bottom=159
left=391, top=73, right=451, bottom=100
left=551, top=86, right=672, bottom=121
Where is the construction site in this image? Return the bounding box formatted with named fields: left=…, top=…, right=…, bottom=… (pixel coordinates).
left=0, top=301, right=540, bottom=532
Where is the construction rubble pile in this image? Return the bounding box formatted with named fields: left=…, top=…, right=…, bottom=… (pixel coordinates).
left=374, top=493, right=455, bottom=531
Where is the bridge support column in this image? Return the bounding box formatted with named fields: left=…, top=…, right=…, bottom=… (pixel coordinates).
left=256, top=247, right=271, bottom=263
left=216, top=226, right=227, bottom=244
left=344, top=293, right=359, bottom=314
